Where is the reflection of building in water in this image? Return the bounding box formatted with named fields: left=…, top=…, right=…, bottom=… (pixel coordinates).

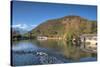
left=80, top=34, right=97, bottom=51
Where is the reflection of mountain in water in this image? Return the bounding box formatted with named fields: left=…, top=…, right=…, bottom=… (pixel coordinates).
left=32, top=40, right=97, bottom=61
left=12, top=40, right=97, bottom=66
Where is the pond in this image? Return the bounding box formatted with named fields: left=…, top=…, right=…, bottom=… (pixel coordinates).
left=11, top=39, right=97, bottom=66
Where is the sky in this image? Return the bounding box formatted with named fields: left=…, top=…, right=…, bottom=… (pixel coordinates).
left=12, top=1, right=97, bottom=30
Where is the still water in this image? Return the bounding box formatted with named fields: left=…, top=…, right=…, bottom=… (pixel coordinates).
left=11, top=40, right=97, bottom=66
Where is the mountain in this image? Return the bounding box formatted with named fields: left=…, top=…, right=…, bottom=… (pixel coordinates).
left=12, top=27, right=29, bottom=35
left=12, top=27, right=30, bottom=40
left=12, top=28, right=20, bottom=36
left=25, top=15, right=97, bottom=39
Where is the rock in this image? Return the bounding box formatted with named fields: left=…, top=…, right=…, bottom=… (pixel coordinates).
left=36, top=52, right=48, bottom=56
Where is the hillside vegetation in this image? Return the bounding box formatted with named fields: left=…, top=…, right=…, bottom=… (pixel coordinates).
left=25, top=15, right=97, bottom=39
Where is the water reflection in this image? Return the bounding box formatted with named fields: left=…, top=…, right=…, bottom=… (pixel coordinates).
left=12, top=39, right=97, bottom=66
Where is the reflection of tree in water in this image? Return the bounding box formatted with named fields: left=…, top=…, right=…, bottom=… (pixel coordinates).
left=30, top=40, right=96, bottom=61
left=13, top=40, right=97, bottom=62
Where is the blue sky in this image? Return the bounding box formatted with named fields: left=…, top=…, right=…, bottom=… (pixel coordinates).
left=12, top=1, right=97, bottom=30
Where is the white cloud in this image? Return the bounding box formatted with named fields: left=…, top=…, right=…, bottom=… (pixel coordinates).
left=12, top=24, right=28, bottom=29
left=12, top=24, right=21, bottom=28
left=12, top=24, right=38, bottom=31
